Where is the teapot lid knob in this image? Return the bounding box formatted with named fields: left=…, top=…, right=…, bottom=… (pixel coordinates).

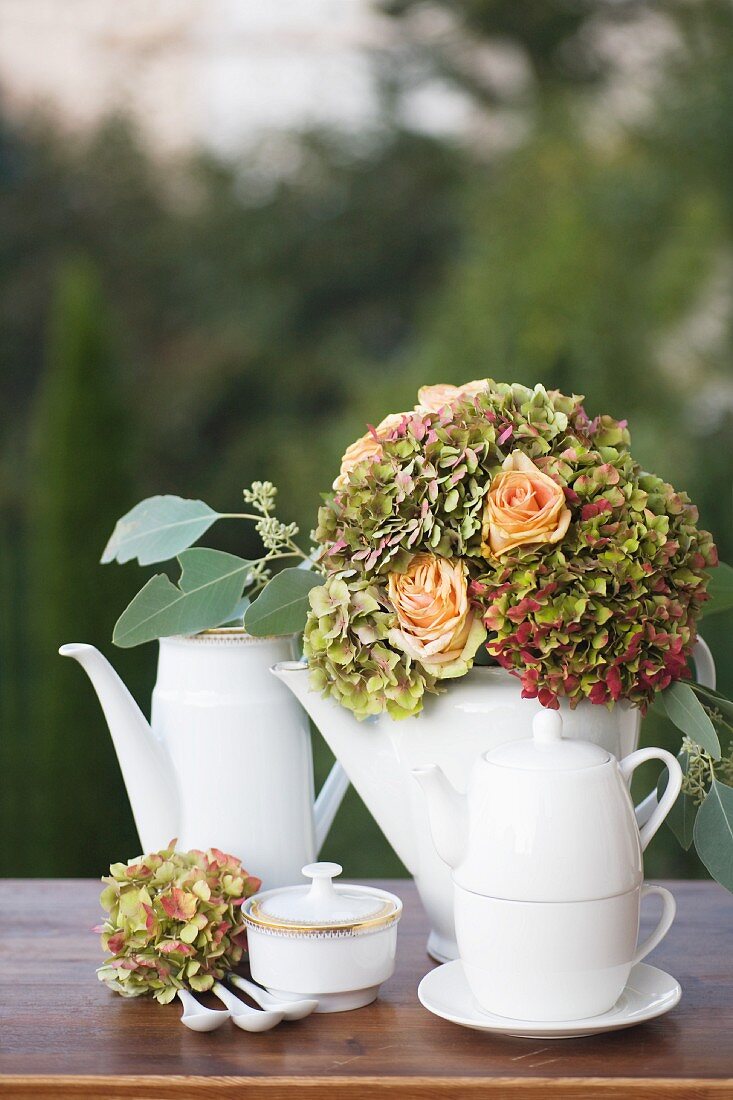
left=533, top=710, right=563, bottom=744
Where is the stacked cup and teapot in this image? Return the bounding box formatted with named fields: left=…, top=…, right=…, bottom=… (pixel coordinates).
left=414, top=710, right=683, bottom=1022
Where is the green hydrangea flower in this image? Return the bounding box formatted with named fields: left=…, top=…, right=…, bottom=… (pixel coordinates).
left=303, top=573, right=439, bottom=719
left=95, top=843, right=261, bottom=1003
left=309, top=380, right=717, bottom=717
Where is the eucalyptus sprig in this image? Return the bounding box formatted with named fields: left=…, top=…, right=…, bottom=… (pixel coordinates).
left=102, top=484, right=322, bottom=646
left=679, top=736, right=733, bottom=805
left=657, top=677, right=733, bottom=891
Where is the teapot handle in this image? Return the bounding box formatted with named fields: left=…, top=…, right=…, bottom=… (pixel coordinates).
left=620, top=748, right=683, bottom=852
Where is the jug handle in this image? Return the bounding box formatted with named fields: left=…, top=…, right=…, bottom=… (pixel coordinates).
left=314, top=762, right=350, bottom=852
left=620, top=747, right=683, bottom=852
left=634, top=635, right=716, bottom=830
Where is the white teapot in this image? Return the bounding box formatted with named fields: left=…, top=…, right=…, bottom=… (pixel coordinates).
left=413, top=709, right=682, bottom=901
left=60, top=634, right=349, bottom=888
left=413, top=711, right=684, bottom=1021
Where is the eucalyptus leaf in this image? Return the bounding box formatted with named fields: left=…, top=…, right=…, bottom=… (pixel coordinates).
left=658, top=751, right=697, bottom=850
left=690, top=683, right=733, bottom=725
left=113, top=549, right=252, bottom=647
left=702, top=561, right=733, bottom=618
left=693, top=779, right=733, bottom=892
left=102, top=496, right=219, bottom=565
left=661, top=681, right=721, bottom=759
left=244, top=568, right=321, bottom=637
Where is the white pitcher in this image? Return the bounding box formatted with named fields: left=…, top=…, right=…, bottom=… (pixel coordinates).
left=61, top=630, right=348, bottom=887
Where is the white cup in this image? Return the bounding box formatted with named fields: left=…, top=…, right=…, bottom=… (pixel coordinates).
left=455, top=882, right=676, bottom=1022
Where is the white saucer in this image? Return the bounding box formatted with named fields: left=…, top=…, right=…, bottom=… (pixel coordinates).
left=418, top=960, right=681, bottom=1039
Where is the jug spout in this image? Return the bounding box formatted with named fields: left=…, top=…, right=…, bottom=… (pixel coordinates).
left=269, top=660, right=349, bottom=854
left=412, top=765, right=467, bottom=870
left=271, top=660, right=419, bottom=873
left=60, top=643, right=179, bottom=852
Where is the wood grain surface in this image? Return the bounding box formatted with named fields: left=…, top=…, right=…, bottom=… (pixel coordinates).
left=0, top=879, right=731, bottom=1098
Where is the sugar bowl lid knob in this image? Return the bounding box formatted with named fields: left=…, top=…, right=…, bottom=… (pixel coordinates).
left=532, top=710, right=563, bottom=745
left=302, top=861, right=342, bottom=905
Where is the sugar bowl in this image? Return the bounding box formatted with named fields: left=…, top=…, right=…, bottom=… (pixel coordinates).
left=242, top=862, right=402, bottom=1012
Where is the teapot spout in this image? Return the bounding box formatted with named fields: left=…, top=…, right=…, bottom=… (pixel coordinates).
left=271, top=660, right=419, bottom=872
left=59, top=643, right=179, bottom=852
left=412, top=765, right=467, bottom=870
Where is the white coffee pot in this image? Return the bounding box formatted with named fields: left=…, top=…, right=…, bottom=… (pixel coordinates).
left=60, top=632, right=349, bottom=888
left=414, top=709, right=683, bottom=902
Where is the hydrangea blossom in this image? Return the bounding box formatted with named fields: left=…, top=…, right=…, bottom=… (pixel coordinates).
left=307, top=381, right=717, bottom=718
left=95, top=843, right=261, bottom=1003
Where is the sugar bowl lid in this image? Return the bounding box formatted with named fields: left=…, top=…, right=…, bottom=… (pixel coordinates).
left=242, top=863, right=402, bottom=936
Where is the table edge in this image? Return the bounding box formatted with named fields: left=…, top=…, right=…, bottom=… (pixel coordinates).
left=0, top=1076, right=731, bottom=1099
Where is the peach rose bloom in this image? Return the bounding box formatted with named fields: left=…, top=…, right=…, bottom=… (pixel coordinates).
left=388, top=553, right=484, bottom=677
left=417, top=379, right=487, bottom=413
left=333, top=413, right=407, bottom=491
left=482, top=450, right=571, bottom=558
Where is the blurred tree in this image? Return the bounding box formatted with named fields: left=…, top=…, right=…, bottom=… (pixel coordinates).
left=1, top=0, right=732, bottom=879
left=0, top=118, right=466, bottom=875
left=405, top=115, right=718, bottom=419
left=24, top=257, right=141, bottom=876
left=380, top=0, right=646, bottom=112
left=147, top=130, right=467, bottom=512
left=0, top=500, right=26, bottom=864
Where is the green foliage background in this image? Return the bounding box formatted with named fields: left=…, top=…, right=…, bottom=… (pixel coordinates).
left=0, top=1, right=731, bottom=879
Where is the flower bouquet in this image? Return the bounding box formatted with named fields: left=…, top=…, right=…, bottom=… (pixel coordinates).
left=103, top=379, right=733, bottom=892
left=306, top=380, right=716, bottom=719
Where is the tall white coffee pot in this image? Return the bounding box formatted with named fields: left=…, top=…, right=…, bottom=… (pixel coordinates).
left=61, top=631, right=348, bottom=887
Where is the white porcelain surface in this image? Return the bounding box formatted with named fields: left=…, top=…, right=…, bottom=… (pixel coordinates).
left=211, top=980, right=284, bottom=1032
left=60, top=634, right=349, bottom=888
left=256, top=862, right=389, bottom=924
left=228, top=974, right=318, bottom=1020
left=177, top=988, right=229, bottom=1032
left=414, top=711, right=683, bottom=902
left=455, top=883, right=676, bottom=1021
left=418, top=960, right=681, bottom=1039
left=246, top=927, right=398, bottom=1013
left=243, top=871, right=402, bottom=1014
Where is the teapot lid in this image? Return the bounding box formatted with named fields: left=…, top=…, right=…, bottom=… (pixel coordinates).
left=243, top=863, right=401, bottom=936
left=486, top=711, right=610, bottom=772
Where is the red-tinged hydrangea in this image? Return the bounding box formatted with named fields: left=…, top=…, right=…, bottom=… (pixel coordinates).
left=308, top=380, right=717, bottom=716
left=475, top=461, right=717, bottom=711
left=95, top=842, right=261, bottom=1003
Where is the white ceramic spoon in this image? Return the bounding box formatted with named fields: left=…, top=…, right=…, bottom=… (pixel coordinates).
left=212, top=981, right=285, bottom=1032
left=229, top=974, right=318, bottom=1020
left=177, top=988, right=230, bottom=1032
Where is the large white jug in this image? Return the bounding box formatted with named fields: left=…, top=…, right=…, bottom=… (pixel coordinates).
left=273, top=638, right=715, bottom=960
left=61, top=630, right=349, bottom=887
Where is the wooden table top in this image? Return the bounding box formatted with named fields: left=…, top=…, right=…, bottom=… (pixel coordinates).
left=0, top=879, right=731, bottom=1099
